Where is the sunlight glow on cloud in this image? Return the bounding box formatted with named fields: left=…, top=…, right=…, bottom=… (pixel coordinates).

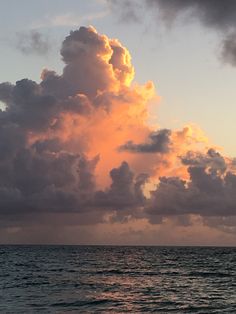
left=0, top=26, right=235, bottom=244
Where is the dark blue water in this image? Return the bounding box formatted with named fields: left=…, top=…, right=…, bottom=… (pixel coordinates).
left=0, top=246, right=235, bottom=313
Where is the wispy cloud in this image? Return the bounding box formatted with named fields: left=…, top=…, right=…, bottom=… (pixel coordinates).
left=16, top=30, right=50, bottom=56
left=33, top=10, right=109, bottom=28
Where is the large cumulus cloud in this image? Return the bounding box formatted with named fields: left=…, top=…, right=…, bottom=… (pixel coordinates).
left=0, top=26, right=149, bottom=228
left=0, top=25, right=235, bottom=242
left=41, top=26, right=134, bottom=100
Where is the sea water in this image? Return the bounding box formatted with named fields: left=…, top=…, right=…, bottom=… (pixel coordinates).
left=0, top=246, right=235, bottom=313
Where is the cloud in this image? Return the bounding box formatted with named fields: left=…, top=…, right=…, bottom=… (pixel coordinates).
left=0, top=26, right=152, bottom=228
left=147, top=0, right=236, bottom=66
left=119, top=129, right=171, bottom=153
left=33, top=10, right=109, bottom=28
left=16, top=30, right=50, bottom=56
left=146, top=150, right=236, bottom=231
left=221, top=31, right=236, bottom=66
left=94, top=161, right=148, bottom=212
left=107, top=0, right=142, bottom=23
left=110, top=0, right=236, bottom=30
left=181, top=148, right=227, bottom=174
left=0, top=25, right=235, bottom=243
left=146, top=0, right=236, bottom=30
left=109, top=0, right=236, bottom=67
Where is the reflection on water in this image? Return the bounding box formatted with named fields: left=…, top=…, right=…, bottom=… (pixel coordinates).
left=0, top=246, right=235, bottom=313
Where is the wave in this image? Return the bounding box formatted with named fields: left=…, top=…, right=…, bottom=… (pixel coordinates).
left=51, top=299, right=111, bottom=308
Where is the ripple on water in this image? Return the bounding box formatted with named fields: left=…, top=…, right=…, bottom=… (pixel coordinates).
left=0, top=246, right=235, bottom=313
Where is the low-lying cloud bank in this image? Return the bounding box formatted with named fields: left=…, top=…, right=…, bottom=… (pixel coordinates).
left=0, top=26, right=235, bottom=243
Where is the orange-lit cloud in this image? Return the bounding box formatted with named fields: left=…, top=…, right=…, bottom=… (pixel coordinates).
left=0, top=26, right=235, bottom=244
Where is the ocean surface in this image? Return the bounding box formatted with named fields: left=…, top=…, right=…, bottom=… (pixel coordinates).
left=0, top=246, right=235, bottom=313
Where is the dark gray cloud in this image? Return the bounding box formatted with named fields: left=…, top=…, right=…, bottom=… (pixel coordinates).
left=0, top=140, right=99, bottom=218
left=147, top=0, right=236, bottom=65
left=181, top=148, right=227, bottom=174
left=16, top=30, right=50, bottom=56
left=109, top=0, right=236, bottom=28
left=146, top=150, right=236, bottom=231
left=0, top=83, right=14, bottom=104
left=203, top=216, right=236, bottom=234
left=146, top=0, right=236, bottom=30
left=94, top=161, right=148, bottom=211
left=221, top=31, right=236, bottom=66
left=119, top=129, right=171, bottom=153
left=0, top=100, right=97, bottom=222
left=109, top=0, right=236, bottom=66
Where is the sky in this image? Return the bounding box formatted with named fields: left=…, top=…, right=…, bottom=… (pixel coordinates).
left=0, top=0, right=236, bottom=245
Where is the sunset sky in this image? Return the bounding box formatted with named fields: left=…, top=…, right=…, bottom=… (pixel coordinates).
left=0, top=0, right=236, bottom=245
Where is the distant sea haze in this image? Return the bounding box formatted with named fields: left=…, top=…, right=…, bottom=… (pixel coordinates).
left=1, top=245, right=235, bottom=313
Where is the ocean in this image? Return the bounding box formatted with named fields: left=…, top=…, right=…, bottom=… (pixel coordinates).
left=0, top=246, right=235, bottom=313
